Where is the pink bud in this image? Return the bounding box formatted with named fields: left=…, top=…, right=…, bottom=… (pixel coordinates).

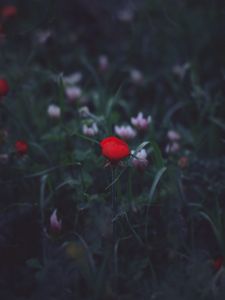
left=50, top=209, right=62, bottom=234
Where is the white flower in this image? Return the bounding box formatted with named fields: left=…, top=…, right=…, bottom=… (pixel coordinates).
left=131, top=149, right=148, bottom=170
left=172, top=62, right=190, bottom=80
left=130, top=69, right=143, bottom=84
left=98, top=55, right=109, bottom=72
left=131, top=112, right=152, bottom=130
left=117, top=8, right=134, bottom=22
left=36, top=30, right=52, bottom=44
left=47, top=104, right=61, bottom=119
left=78, top=106, right=90, bottom=118
left=63, top=72, right=82, bottom=85
left=65, top=86, right=82, bottom=102
left=82, top=123, right=98, bottom=136
left=167, top=130, right=181, bottom=141
left=114, top=125, right=136, bottom=140
left=165, top=142, right=180, bottom=154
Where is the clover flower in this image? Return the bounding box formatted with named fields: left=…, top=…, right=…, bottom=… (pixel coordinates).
left=131, top=149, right=148, bottom=170
left=167, top=130, right=181, bottom=142
left=63, top=72, right=82, bottom=85
left=65, top=86, right=82, bottom=103
left=130, top=69, right=143, bottom=84
left=165, top=142, right=180, bottom=154
left=47, top=104, right=61, bottom=119
left=114, top=125, right=136, bottom=140
left=131, top=112, right=151, bottom=131
left=82, top=123, right=98, bottom=137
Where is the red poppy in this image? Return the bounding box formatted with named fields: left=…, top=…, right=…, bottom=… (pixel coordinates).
left=100, top=136, right=130, bottom=162
left=15, top=140, right=28, bottom=155
left=0, top=78, right=9, bottom=98
left=1, top=5, right=17, bottom=18
left=213, top=256, right=223, bottom=271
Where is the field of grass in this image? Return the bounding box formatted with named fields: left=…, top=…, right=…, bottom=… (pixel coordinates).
left=0, top=1, right=225, bottom=299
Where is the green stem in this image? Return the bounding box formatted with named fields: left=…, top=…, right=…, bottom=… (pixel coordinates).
left=111, top=166, right=118, bottom=289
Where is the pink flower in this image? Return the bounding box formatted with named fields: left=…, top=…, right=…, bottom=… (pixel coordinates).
left=167, top=130, right=181, bottom=141
left=65, top=86, right=82, bottom=103
left=130, top=69, right=143, bottom=84
left=114, top=125, right=136, bottom=140
left=98, top=55, right=109, bottom=72
left=131, top=149, right=148, bottom=170
left=165, top=142, right=180, bottom=154
left=82, top=123, right=98, bottom=136
left=50, top=209, right=62, bottom=234
left=131, top=112, right=152, bottom=130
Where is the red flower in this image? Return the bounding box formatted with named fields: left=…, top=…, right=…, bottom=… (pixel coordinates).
left=15, top=140, right=28, bottom=155
left=100, top=136, right=130, bottom=162
left=0, top=78, right=9, bottom=98
left=1, top=5, right=17, bottom=18
left=213, top=256, right=223, bottom=271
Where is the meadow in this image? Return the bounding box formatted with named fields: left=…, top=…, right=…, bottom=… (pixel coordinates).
left=0, top=0, right=225, bottom=299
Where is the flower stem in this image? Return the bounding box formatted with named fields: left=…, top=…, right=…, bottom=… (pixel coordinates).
left=111, top=166, right=116, bottom=245
left=111, top=166, right=118, bottom=289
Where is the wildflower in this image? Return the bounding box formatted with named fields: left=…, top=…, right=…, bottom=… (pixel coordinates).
left=100, top=136, right=130, bottom=163
left=117, top=8, right=134, bottom=22
left=0, top=154, right=9, bottom=164
left=131, top=112, right=152, bottom=130
left=15, top=140, right=28, bottom=155
left=114, top=125, right=136, bottom=140
left=165, top=142, right=180, bottom=154
left=0, top=78, right=9, bottom=98
left=178, top=156, right=189, bottom=168
left=36, top=30, right=52, bottom=44
left=82, top=123, right=98, bottom=136
left=50, top=209, right=62, bottom=234
left=167, top=130, right=181, bottom=142
left=63, top=72, right=82, bottom=85
left=65, top=86, right=82, bottom=103
left=98, top=55, right=109, bottom=72
left=78, top=106, right=90, bottom=118
left=172, top=62, right=190, bottom=80
left=130, top=69, right=143, bottom=85
left=213, top=256, right=223, bottom=271
left=1, top=5, right=17, bottom=19
left=131, top=149, right=148, bottom=170
left=47, top=104, right=61, bottom=119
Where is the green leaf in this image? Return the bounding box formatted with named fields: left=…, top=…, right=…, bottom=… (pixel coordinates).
left=149, top=167, right=167, bottom=203
left=199, top=211, right=223, bottom=251
left=149, top=139, right=164, bottom=169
